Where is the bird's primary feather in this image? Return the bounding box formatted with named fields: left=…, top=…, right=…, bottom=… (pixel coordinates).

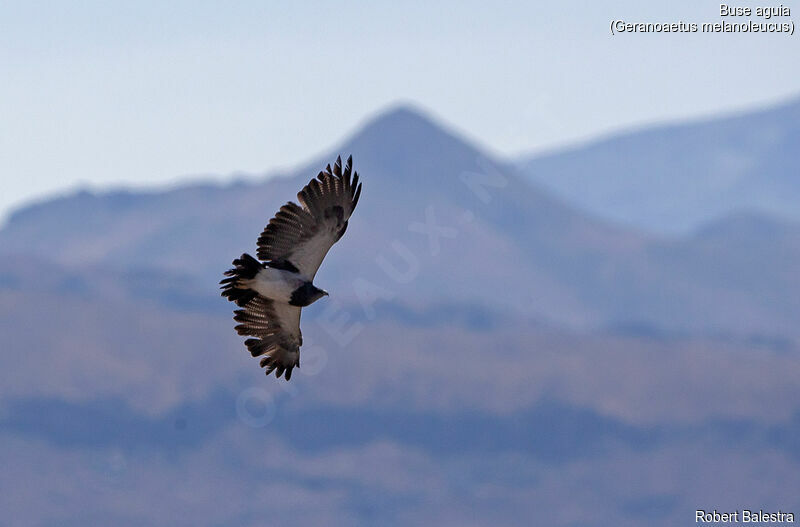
left=257, top=155, right=361, bottom=279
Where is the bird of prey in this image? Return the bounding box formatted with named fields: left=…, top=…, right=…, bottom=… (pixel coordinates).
left=220, top=155, right=362, bottom=380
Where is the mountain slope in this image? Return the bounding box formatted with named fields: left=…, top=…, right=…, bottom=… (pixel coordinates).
left=1, top=105, right=799, bottom=336
left=518, top=96, right=800, bottom=235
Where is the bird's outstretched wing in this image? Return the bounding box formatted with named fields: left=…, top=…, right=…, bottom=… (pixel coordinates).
left=257, top=155, right=362, bottom=278
left=233, top=295, right=302, bottom=379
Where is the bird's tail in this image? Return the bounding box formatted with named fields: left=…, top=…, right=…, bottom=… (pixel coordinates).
left=220, top=253, right=263, bottom=307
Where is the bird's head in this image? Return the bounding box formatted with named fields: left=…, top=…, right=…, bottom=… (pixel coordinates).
left=290, top=282, right=329, bottom=307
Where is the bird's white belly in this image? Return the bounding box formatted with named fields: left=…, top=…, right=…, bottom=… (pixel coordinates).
left=249, top=267, right=304, bottom=303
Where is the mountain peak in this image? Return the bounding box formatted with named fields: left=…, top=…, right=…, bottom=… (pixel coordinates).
left=339, top=103, right=487, bottom=178
left=347, top=103, right=461, bottom=149
left=360, top=103, right=440, bottom=132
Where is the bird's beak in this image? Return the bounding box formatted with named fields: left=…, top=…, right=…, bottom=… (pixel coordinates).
left=322, top=290, right=329, bottom=296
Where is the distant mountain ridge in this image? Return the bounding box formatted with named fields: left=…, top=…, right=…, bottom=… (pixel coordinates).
left=518, top=96, right=800, bottom=235
left=1, top=105, right=799, bottom=337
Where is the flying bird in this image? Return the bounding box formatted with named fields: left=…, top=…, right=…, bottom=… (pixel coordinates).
left=220, top=155, right=362, bottom=380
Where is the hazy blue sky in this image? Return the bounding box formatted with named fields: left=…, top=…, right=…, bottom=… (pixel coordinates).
left=2, top=0, right=798, bottom=222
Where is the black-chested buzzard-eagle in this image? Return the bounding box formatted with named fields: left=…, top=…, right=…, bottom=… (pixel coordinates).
left=220, top=155, right=362, bottom=380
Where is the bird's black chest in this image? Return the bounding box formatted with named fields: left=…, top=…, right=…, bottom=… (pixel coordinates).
left=289, top=282, right=321, bottom=307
